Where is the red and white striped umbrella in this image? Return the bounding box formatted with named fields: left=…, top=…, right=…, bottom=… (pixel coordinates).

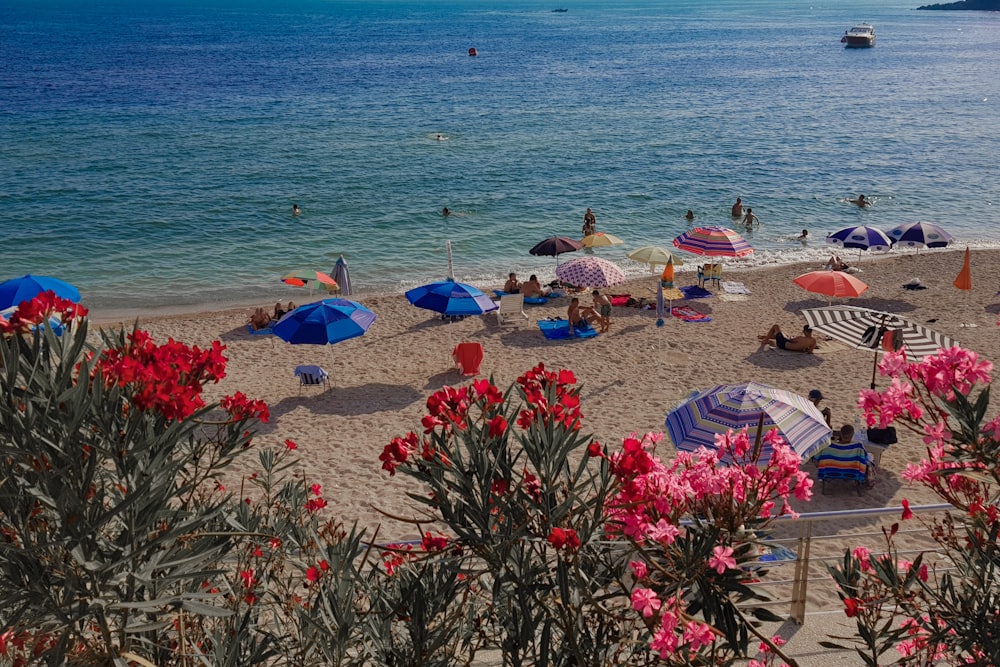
left=555, top=256, right=627, bottom=288
left=673, top=226, right=754, bottom=257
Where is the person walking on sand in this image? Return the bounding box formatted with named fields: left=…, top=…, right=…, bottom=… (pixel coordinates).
left=757, top=323, right=816, bottom=353
left=583, top=208, right=597, bottom=236
left=731, top=197, right=743, bottom=218
left=592, top=290, right=612, bottom=332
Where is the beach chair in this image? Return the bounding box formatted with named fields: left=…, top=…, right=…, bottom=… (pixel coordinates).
left=452, top=342, right=484, bottom=376
left=815, top=441, right=869, bottom=495
left=495, top=293, right=528, bottom=325
left=709, top=264, right=723, bottom=288
left=294, top=364, right=330, bottom=394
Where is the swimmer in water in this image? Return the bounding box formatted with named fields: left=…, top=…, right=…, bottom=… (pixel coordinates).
left=292, top=204, right=301, bottom=216
left=685, top=210, right=695, bottom=221
left=797, top=229, right=808, bottom=241
left=849, top=194, right=871, bottom=208
left=435, top=134, right=448, bottom=141
left=442, top=207, right=450, bottom=216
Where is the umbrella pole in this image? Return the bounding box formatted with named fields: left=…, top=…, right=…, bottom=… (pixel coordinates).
left=446, top=240, right=455, bottom=280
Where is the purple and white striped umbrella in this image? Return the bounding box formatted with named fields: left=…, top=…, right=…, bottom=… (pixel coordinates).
left=825, top=225, right=892, bottom=251
left=555, top=256, right=626, bottom=288
left=887, top=222, right=953, bottom=249
left=672, top=226, right=754, bottom=257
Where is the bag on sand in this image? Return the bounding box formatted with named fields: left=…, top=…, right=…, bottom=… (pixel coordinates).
left=866, top=426, right=898, bottom=445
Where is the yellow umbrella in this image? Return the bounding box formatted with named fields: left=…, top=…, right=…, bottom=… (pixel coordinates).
left=626, top=245, right=685, bottom=268
left=581, top=232, right=625, bottom=248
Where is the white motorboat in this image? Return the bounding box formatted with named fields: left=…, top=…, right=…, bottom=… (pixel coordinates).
left=841, top=24, right=875, bottom=48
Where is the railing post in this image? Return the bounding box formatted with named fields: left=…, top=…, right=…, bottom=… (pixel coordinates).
left=789, top=519, right=813, bottom=624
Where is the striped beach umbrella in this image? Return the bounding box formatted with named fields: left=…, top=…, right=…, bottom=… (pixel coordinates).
left=555, top=256, right=626, bottom=288
left=672, top=226, right=754, bottom=258
left=801, top=305, right=957, bottom=388
left=825, top=225, right=892, bottom=262
left=886, top=221, right=952, bottom=249
left=665, top=382, right=832, bottom=465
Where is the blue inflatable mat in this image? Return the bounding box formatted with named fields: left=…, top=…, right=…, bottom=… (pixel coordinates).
left=538, top=319, right=598, bottom=340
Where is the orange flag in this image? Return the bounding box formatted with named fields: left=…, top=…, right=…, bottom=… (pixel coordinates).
left=953, top=246, right=972, bottom=291
left=661, top=257, right=675, bottom=287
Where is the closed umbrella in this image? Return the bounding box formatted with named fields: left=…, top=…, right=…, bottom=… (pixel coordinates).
left=555, top=256, right=626, bottom=288
left=665, top=382, right=832, bottom=466
left=332, top=255, right=353, bottom=296
left=0, top=274, right=81, bottom=310
left=626, top=245, right=685, bottom=269
left=825, top=225, right=892, bottom=262
left=954, top=246, right=972, bottom=291
left=801, top=305, right=957, bottom=388
left=405, top=279, right=498, bottom=317
left=272, top=298, right=376, bottom=345
left=672, top=226, right=754, bottom=258
left=887, top=222, right=952, bottom=249
left=581, top=232, right=625, bottom=248
left=793, top=271, right=869, bottom=300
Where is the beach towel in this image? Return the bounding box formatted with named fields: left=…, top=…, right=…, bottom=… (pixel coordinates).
left=680, top=285, right=713, bottom=300
left=718, top=293, right=749, bottom=302
left=538, top=318, right=598, bottom=340
left=609, top=294, right=631, bottom=307
left=670, top=305, right=711, bottom=322
left=721, top=281, right=751, bottom=295
left=524, top=296, right=548, bottom=304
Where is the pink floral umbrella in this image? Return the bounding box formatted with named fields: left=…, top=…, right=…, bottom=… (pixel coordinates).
left=555, top=256, right=626, bottom=288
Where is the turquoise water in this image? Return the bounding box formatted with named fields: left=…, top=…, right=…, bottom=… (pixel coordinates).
left=2, top=0, right=999, bottom=314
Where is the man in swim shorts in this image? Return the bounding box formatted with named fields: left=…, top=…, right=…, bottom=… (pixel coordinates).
left=568, top=297, right=601, bottom=336
left=592, top=290, right=612, bottom=332
left=757, top=324, right=816, bottom=353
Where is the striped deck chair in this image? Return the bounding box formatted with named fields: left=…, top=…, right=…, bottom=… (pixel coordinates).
left=816, top=441, right=869, bottom=495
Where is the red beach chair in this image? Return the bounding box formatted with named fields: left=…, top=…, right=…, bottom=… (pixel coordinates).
left=452, top=342, right=484, bottom=376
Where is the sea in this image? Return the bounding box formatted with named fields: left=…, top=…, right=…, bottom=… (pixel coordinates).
left=2, top=0, right=999, bottom=317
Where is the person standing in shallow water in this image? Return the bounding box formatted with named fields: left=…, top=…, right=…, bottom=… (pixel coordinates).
left=583, top=208, right=597, bottom=236
left=731, top=197, right=743, bottom=218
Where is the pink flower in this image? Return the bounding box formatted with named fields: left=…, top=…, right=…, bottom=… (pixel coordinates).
left=902, top=499, right=913, bottom=520
left=629, top=560, right=648, bottom=580
left=683, top=620, right=715, bottom=652
left=631, top=587, right=661, bottom=618
left=922, top=420, right=950, bottom=448
left=648, top=518, right=680, bottom=545
left=708, top=545, right=736, bottom=574
left=852, top=546, right=872, bottom=572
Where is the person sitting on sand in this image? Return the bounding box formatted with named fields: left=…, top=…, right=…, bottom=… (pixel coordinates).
left=503, top=272, right=521, bottom=293
left=849, top=194, right=871, bottom=208
left=731, top=197, right=744, bottom=218
left=592, top=290, right=612, bottom=332
left=825, top=255, right=849, bottom=271
left=808, top=389, right=832, bottom=428
left=274, top=302, right=286, bottom=320
left=757, top=323, right=817, bottom=353
left=521, top=274, right=549, bottom=298
left=286, top=301, right=296, bottom=313
left=249, top=307, right=272, bottom=331
left=568, top=297, right=601, bottom=335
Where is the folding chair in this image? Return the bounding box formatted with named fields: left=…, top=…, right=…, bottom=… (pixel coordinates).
left=294, top=365, right=330, bottom=394
left=816, top=441, right=869, bottom=495
left=709, top=263, right=723, bottom=288
left=452, top=342, right=484, bottom=376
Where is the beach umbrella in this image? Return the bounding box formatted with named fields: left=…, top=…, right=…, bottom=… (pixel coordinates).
left=555, top=256, right=627, bottom=288
left=886, top=221, right=953, bottom=249
left=332, top=255, right=353, bottom=296
left=282, top=269, right=338, bottom=292
left=954, top=246, right=972, bottom=291
left=581, top=232, right=625, bottom=248
left=665, top=382, right=832, bottom=466
left=672, top=226, right=754, bottom=258
left=626, top=245, right=685, bottom=268
left=793, top=270, right=869, bottom=300
left=272, top=298, right=376, bottom=345
left=405, top=279, right=498, bottom=317
left=825, top=225, right=892, bottom=262
left=529, top=236, right=583, bottom=266
left=801, top=305, right=957, bottom=388
left=0, top=274, right=81, bottom=310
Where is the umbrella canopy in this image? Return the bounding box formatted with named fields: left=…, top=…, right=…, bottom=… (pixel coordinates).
left=801, top=305, right=957, bottom=388
left=529, top=236, right=583, bottom=257
left=581, top=232, right=625, bottom=248
left=555, top=256, right=627, bottom=288
left=886, top=221, right=953, bottom=249
left=825, top=225, right=892, bottom=251
left=405, top=279, right=498, bottom=316
left=282, top=269, right=338, bottom=292
left=626, top=245, right=685, bottom=267
left=272, top=298, right=376, bottom=345
left=0, top=274, right=81, bottom=310
left=793, top=270, right=869, bottom=299
left=665, top=382, right=832, bottom=465
left=332, top=255, right=353, bottom=296
left=954, top=246, right=971, bottom=291
left=672, top=226, right=754, bottom=257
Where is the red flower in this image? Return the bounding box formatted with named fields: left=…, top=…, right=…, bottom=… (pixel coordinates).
left=843, top=597, right=862, bottom=617
left=284, top=439, right=298, bottom=450
left=487, top=415, right=508, bottom=437
left=587, top=441, right=604, bottom=458
left=547, top=527, right=581, bottom=551
left=306, top=566, right=321, bottom=582
left=421, top=531, right=448, bottom=552
left=901, top=499, right=913, bottom=520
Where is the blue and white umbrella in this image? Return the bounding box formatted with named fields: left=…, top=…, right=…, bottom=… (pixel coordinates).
left=825, top=225, right=892, bottom=261
left=886, top=221, right=953, bottom=249
left=272, top=298, right=376, bottom=345
left=665, top=382, right=832, bottom=466
left=0, top=274, right=81, bottom=310
left=405, top=279, right=498, bottom=317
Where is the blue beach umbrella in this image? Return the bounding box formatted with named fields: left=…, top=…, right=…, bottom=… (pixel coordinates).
left=886, top=221, right=953, bottom=249
left=405, top=279, right=498, bottom=317
left=272, top=298, right=376, bottom=345
left=665, top=382, right=832, bottom=466
left=0, top=274, right=81, bottom=310
left=825, top=225, right=892, bottom=262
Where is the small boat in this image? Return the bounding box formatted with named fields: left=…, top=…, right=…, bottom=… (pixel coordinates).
left=841, top=23, right=875, bottom=48
left=468, top=47, right=478, bottom=57
left=551, top=8, right=568, bottom=11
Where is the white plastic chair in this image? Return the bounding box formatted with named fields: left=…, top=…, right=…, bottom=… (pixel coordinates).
left=495, top=294, right=528, bottom=325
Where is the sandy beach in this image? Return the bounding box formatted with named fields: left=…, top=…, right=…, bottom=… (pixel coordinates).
left=91, top=248, right=998, bottom=646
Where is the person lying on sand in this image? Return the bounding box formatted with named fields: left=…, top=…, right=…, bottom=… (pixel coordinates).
left=757, top=323, right=816, bottom=353
left=249, top=307, right=272, bottom=331
left=825, top=255, right=849, bottom=271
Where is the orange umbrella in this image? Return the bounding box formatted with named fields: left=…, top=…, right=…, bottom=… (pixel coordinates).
left=953, top=246, right=971, bottom=291
left=793, top=270, right=869, bottom=299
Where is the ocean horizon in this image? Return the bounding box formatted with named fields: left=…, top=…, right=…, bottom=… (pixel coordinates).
left=3, top=0, right=999, bottom=316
